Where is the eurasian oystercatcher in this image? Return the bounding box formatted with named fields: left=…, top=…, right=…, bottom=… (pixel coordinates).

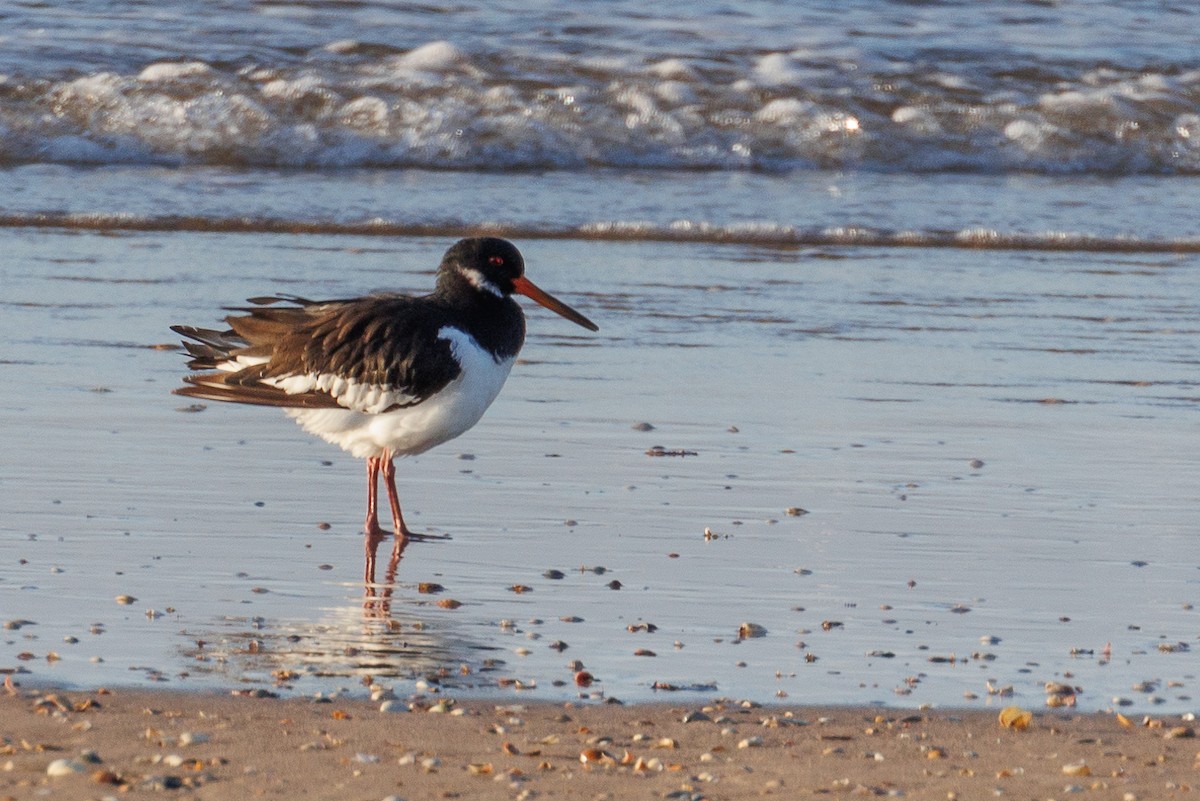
left=171, top=237, right=597, bottom=578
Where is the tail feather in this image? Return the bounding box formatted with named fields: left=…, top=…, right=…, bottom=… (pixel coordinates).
left=176, top=373, right=341, bottom=409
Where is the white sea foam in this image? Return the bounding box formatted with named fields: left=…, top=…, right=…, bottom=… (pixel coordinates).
left=2, top=36, right=1199, bottom=174
left=393, top=41, right=465, bottom=71
left=138, top=61, right=212, bottom=82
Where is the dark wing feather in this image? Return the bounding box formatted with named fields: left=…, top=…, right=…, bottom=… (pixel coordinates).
left=172, top=294, right=462, bottom=412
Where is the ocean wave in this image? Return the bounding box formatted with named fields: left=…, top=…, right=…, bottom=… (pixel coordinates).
left=2, top=44, right=1200, bottom=174
left=4, top=211, right=1199, bottom=253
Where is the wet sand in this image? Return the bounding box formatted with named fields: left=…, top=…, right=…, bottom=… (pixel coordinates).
left=3, top=229, right=1200, bottom=711
left=3, top=683, right=1196, bottom=800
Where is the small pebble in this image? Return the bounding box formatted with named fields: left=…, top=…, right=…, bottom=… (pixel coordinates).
left=46, top=759, right=85, bottom=777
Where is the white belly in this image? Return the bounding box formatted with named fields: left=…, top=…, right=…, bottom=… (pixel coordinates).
left=285, top=327, right=515, bottom=459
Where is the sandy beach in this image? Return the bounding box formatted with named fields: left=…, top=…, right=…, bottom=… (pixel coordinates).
left=2, top=682, right=1197, bottom=800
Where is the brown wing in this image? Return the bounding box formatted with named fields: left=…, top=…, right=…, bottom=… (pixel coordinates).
left=172, top=294, right=462, bottom=412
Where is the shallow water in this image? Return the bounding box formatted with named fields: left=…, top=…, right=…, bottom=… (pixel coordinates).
left=2, top=221, right=1198, bottom=712
left=2, top=1, right=1198, bottom=713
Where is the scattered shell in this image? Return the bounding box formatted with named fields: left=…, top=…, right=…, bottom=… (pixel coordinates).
left=436, top=599, right=463, bottom=609
left=46, top=759, right=85, bottom=777
left=177, top=732, right=209, bottom=746
left=738, top=736, right=764, bottom=749
left=738, top=622, right=768, bottom=639
left=115, top=595, right=137, bottom=605
left=1061, top=761, right=1091, bottom=777
left=645, top=446, right=698, bottom=457
left=785, top=507, right=808, bottom=517
left=998, top=707, right=1032, bottom=730
left=579, top=748, right=614, bottom=765
left=1164, top=726, right=1195, bottom=739
left=417, top=582, right=444, bottom=594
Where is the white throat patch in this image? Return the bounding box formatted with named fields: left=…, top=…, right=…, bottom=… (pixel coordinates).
left=458, top=266, right=503, bottom=298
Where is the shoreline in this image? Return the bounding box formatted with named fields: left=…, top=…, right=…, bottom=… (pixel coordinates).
left=3, top=683, right=1196, bottom=799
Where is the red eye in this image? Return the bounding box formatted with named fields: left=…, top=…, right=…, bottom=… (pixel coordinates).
left=488, top=255, right=504, bottom=266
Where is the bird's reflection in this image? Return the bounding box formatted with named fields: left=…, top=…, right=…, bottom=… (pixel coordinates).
left=362, top=527, right=453, bottom=616
left=363, top=534, right=407, bottom=617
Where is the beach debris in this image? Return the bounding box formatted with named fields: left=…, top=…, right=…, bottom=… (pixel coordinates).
left=634, top=648, right=656, bottom=657
left=580, top=747, right=616, bottom=766
left=436, top=598, right=463, bottom=609
left=645, top=446, right=698, bottom=457
left=1164, top=726, right=1195, bottom=739
left=115, top=595, right=137, bottom=605
left=737, top=622, right=767, bottom=639
left=1044, top=682, right=1077, bottom=707
left=417, top=582, right=444, bottom=594
left=177, top=731, right=210, bottom=746
left=46, top=758, right=87, bottom=777
left=998, top=707, right=1032, bottom=730
left=785, top=507, right=808, bottom=516
left=543, top=569, right=565, bottom=579
left=632, top=422, right=655, bottom=431
left=574, top=671, right=594, bottom=687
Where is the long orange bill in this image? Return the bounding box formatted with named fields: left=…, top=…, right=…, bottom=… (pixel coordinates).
left=512, top=276, right=599, bottom=332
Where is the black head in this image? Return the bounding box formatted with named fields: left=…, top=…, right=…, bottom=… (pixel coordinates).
left=438, top=237, right=526, bottom=298
left=437, top=237, right=598, bottom=331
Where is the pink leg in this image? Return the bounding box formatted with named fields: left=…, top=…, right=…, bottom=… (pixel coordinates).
left=379, top=449, right=414, bottom=541
left=364, top=456, right=387, bottom=585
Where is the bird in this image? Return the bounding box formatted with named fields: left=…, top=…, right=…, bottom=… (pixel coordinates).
left=171, top=237, right=598, bottom=580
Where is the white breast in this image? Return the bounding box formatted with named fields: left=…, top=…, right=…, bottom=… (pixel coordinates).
left=285, top=326, right=516, bottom=459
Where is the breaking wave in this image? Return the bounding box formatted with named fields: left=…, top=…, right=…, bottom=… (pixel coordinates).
left=3, top=41, right=1200, bottom=174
